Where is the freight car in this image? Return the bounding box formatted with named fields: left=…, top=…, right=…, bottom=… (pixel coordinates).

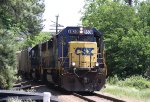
left=19, top=26, right=107, bottom=92
left=18, top=48, right=31, bottom=77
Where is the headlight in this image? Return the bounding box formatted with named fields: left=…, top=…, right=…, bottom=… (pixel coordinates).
left=96, top=62, right=99, bottom=67
left=80, top=27, right=83, bottom=34
left=72, top=62, right=76, bottom=66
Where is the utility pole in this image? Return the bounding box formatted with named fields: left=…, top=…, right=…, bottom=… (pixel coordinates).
left=125, top=0, right=132, bottom=6
left=128, top=0, right=132, bottom=6
left=49, top=15, right=64, bottom=35
left=56, top=15, right=59, bottom=34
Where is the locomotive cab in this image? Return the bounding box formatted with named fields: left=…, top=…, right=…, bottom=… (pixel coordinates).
left=67, top=28, right=104, bottom=70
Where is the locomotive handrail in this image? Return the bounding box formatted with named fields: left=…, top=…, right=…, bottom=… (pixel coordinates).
left=59, top=56, right=69, bottom=67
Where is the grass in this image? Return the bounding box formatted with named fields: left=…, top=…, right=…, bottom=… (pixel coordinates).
left=7, top=98, right=35, bottom=102
left=102, top=85, right=150, bottom=102
left=7, top=88, right=36, bottom=102
left=101, top=76, right=150, bottom=102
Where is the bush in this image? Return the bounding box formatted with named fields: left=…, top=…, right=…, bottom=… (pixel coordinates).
left=0, top=68, right=17, bottom=89
left=107, top=75, right=150, bottom=90
left=102, top=85, right=150, bottom=101
left=118, top=76, right=150, bottom=90
left=107, top=75, right=120, bottom=84
left=0, top=31, right=17, bottom=89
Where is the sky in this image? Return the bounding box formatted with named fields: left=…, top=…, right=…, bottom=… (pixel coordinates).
left=42, top=0, right=85, bottom=32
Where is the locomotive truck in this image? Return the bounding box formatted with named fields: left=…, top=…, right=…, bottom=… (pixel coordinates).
left=19, top=27, right=107, bottom=92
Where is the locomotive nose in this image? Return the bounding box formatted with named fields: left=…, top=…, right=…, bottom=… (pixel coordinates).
left=69, top=41, right=97, bottom=69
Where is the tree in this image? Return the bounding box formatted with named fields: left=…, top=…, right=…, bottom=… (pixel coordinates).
left=0, top=0, right=45, bottom=89
left=82, top=0, right=150, bottom=78
left=0, top=0, right=45, bottom=36
left=0, top=31, right=17, bottom=89
left=23, top=32, right=52, bottom=48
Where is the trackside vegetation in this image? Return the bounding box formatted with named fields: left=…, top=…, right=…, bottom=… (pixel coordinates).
left=102, top=76, right=150, bottom=102
left=8, top=98, right=35, bottom=102
left=0, top=33, right=17, bottom=89
left=82, top=0, right=150, bottom=101
left=0, top=0, right=45, bottom=89
left=82, top=0, right=150, bottom=78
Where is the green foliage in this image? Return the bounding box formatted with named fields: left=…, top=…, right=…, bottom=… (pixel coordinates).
left=82, top=0, right=150, bottom=78
left=23, top=32, right=51, bottom=48
left=107, top=75, right=150, bottom=90
left=8, top=98, right=35, bottom=102
left=104, top=75, right=150, bottom=101
left=0, top=0, right=45, bottom=89
left=0, top=68, right=17, bottom=89
left=107, top=75, right=120, bottom=84
left=118, top=76, right=150, bottom=90
left=0, top=31, right=17, bottom=89
left=109, top=30, right=150, bottom=77
left=0, top=0, right=45, bottom=36
left=102, top=84, right=150, bottom=102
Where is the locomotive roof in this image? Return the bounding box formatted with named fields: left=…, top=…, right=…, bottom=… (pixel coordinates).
left=30, top=26, right=102, bottom=51
left=57, top=26, right=103, bottom=37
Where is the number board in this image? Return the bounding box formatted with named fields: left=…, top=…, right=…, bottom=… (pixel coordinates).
left=83, top=29, right=93, bottom=35
left=68, top=28, right=93, bottom=35
left=68, top=29, right=79, bottom=34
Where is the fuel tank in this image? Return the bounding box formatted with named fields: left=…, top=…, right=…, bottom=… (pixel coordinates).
left=69, top=41, right=97, bottom=69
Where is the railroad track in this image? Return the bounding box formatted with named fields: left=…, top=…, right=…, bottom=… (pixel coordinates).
left=73, top=92, right=126, bottom=102
left=14, top=78, right=126, bottom=102
left=30, top=80, right=126, bottom=102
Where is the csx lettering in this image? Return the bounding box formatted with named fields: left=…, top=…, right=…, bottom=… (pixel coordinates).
left=75, top=48, right=94, bottom=55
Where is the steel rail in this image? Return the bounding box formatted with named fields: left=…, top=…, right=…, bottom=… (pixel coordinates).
left=93, top=93, right=126, bottom=102
left=73, top=93, right=95, bottom=102
left=73, top=92, right=126, bottom=102
left=12, top=84, right=32, bottom=90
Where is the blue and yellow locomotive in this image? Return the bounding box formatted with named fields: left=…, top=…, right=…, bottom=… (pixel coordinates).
left=20, top=27, right=107, bottom=92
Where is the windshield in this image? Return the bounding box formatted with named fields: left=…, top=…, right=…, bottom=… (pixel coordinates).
left=70, top=35, right=96, bottom=42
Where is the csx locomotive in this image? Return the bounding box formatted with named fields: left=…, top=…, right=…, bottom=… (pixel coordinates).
left=19, top=27, right=107, bottom=92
